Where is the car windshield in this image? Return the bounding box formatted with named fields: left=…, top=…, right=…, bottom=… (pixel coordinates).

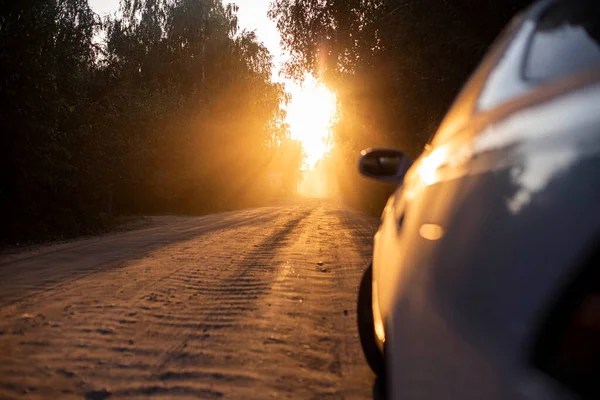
left=431, top=13, right=524, bottom=145
left=524, top=0, right=600, bottom=82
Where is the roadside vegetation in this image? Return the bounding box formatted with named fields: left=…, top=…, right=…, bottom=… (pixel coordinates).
left=1, top=0, right=303, bottom=244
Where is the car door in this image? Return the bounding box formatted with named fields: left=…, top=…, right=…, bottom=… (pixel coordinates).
left=386, top=0, right=600, bottom=398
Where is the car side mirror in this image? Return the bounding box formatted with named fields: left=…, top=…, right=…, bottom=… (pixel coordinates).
left=359, top=148, right=411, bottom=183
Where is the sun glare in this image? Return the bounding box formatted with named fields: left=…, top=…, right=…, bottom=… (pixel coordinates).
left=285, top=76, right=337, bottom=169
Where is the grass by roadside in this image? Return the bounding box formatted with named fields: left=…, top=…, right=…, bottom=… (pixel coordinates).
left=0, top=215, right=155, bottom=254
left=0, top=195, right=305, bottom=252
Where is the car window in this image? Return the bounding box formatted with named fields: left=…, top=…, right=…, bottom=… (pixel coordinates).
left=524, top=0, right=600, bottom=83
left=476, top=18, right=535, bottom=112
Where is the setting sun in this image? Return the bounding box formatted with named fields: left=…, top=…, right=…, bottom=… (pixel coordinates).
left=232, top=1, right=337, bottom=170
left=285, top=76, right=337, bottom=169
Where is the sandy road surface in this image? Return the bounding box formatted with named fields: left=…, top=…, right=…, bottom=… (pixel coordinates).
left=0, top=200, right=379, bottom=399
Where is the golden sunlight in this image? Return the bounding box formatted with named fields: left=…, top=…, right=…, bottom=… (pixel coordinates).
left=285, top=75, right=337, bottom=169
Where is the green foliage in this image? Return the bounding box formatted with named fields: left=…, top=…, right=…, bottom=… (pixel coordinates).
left=0, top=0, right=299, bottom=244
left=270, top=0, right=532, bottom=210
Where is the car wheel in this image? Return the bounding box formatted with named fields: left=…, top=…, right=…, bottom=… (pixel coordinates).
left=357, top=263, right=386, bottom=377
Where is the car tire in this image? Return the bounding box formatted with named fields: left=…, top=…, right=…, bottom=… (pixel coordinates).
left=357, top=263, right=386, bottom=377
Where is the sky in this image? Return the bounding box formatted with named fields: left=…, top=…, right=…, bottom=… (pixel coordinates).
left=89, top=0, right=336, bottom=168
left=89, top=0, right=120, bottom=16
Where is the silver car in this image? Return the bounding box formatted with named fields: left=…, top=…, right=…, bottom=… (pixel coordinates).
left=357, top=0, right=600, bottom=398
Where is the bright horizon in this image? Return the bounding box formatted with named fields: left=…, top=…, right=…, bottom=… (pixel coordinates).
left=90, top=0, right=337, bottom=170
left=234, top=0, right=337, bottom=169
left=89, top=0, right=119, bottom=16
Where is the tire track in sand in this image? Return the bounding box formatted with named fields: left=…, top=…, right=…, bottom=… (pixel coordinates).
left=0, top=201, right=378, bottom=399
left=155, top=209, right=312, bottom=372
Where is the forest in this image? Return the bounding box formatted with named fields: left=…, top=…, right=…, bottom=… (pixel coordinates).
left=1, top=0, right=533, bottom=243
left=270, top=0, right=533, bottom=213
left=1, top=0, right=302, bottom=243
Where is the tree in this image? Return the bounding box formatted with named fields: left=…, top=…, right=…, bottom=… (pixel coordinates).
left=0, top=0, right=100, bottom=240
left=0, top=0, right=300, bottom=243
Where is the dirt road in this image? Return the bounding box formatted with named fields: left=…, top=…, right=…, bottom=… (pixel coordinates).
left=0, top=200, right=378, bottom=399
